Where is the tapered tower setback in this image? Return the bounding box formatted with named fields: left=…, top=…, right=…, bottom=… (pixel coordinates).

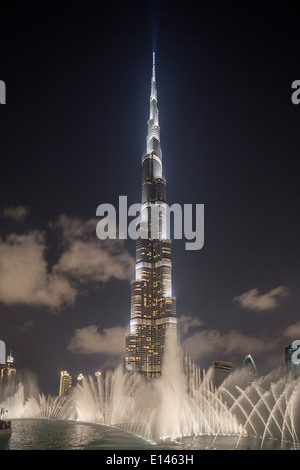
left=124, top=54, right=177, bottom=377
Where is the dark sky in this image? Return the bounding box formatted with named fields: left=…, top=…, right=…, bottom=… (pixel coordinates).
left=0, top=1, right=300, bottom=395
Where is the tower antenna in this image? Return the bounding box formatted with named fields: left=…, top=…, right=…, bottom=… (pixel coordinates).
left=152, top=51, right=155, bottom=81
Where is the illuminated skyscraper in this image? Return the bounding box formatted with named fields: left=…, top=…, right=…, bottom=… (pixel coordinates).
left=76, top=373, right=85, bottom=385
left=0, top=351, right=16, bottom=383
left=59, top=370, right=72, bottom=397
left=124, top=53, right=177, bottom=377
left=242, top=354, right=258, bottom=381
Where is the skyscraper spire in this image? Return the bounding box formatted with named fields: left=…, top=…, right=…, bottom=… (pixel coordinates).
left=148, top=52, right=161, bottom=159
left=124, top=54, right=177, bottom=378
left=152, top=51, right=156, bottom=82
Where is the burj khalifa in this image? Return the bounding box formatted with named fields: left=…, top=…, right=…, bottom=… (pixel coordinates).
left=124, top=54, right=177, bottom=377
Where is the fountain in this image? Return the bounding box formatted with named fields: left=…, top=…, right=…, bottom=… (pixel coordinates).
left=1, top=337, right=299, bottom=449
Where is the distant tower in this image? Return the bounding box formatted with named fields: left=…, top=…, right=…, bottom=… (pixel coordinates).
left=124, top=53, right=177, bottom=377
left=213, top=360, right=234, bottom=387
left=59, top=371, right=72, bottom=397
left=242, top=354, right=258, bottom=380
left=76, top=373, right=85, bottom=385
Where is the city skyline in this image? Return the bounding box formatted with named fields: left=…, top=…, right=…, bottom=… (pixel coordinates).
left=0, top=1, right=300, bottom=395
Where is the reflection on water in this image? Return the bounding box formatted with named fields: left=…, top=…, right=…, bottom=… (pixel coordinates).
left=0, top=419, right=148, bottom=450
left=0, top=419, right=298, bottom=450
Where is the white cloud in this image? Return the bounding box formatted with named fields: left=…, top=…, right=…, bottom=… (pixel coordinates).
left=67, top=324, right=128, bottom=356
left=0, top=215, right=135, bottom=311
left=177, top=314, right=203, bottom=336
left=52, top=215, right=135, bottom=284
left=182, top=328, right=278, bottom=362
left=283, top=320, right=300, bottom=339
left=50, top=214, right=96, bottom=242
left=232, top=286, right=290, bottom=311
left=0, top=231, right=76, bottom=310
left=177, top=316, right=278, bottom=363
left=2, top=205, right=29, bottom=222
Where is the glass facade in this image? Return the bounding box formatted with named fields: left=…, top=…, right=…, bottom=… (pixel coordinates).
left=124, top=54, right=177, bottom=377
left=242, top=354, right=258, bottom=380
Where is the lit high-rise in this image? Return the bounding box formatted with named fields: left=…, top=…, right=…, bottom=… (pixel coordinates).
left=242, top=354, right=258, bottom=381
left=124, top=53, right=177, bottom=377
left=0, top=351, right=16, bottom=383
left=59, top=370, right=72, bottom=397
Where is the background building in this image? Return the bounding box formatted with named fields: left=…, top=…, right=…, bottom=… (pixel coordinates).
left=212, top=360, right=234, bottom=387
left=59, top=371, right=72, bottom=397
left=242, top=354, right=258, bottom=381
left=0, top=351, right=16, bottom=383
left=76, top=373, right=85, bottom=385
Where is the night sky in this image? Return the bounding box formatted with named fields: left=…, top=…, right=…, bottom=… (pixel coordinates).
left=1, top=1, right=300, bottom=395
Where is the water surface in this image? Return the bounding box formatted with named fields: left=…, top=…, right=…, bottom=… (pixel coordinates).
left=0, top=419, right=298, bottom=450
